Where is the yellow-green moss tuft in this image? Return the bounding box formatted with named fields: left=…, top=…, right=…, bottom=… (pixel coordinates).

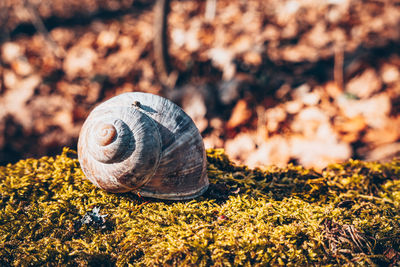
left=0, top=148, right=399, bottom=266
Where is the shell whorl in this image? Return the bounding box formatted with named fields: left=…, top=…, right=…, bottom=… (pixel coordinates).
left=87, top=119, right=133, bottom=164
left=78, top=92, right=209, bottom=200
left=95, top=123, right=116, bottom=146
left=78, top=106, right=162, bottom=193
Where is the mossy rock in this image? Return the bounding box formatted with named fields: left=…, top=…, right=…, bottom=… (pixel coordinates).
left=1, top=148, right=400, bottom=266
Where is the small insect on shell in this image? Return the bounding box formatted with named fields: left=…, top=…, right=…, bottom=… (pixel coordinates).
left=77, top=92, right=209, bottom=200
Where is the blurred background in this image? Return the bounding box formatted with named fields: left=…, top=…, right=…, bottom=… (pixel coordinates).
left=1, top=0, right=400, bottom=169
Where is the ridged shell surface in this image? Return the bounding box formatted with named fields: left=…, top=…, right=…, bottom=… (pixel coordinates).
left=78, top=92, right=209, bottom=200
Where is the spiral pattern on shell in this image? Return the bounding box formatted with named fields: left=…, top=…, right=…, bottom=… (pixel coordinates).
left=88, top=119, right=132, bottom=164
left=96, top=123, right=117, bottom=146
left=78, top=92, right=209, bottom=200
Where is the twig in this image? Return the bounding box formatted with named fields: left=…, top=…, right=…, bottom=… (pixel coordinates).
left=153, top=0, right=178, bottom=89
left=334, top=44, right=344, bottom=90
left=0, top=2, right=10, bottom=43
left=24, top=0, right=65, bottom=58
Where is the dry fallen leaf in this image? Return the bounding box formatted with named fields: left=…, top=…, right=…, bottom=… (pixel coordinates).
left=365, top=142, right=400, bottom=162
left=63, top=46, right=98, bottom=79
left=225, top=132, right=256, bottom=163
left=334, top=115, right=367, bottom=143
left=226, top=99, right=253, bottom=130
left=245, top=136, right=290, bottom=168
left=380, top=63, right=400, bottom=84
left=1, top=42, right=23, bottom=63
left=362, top=116, right=400, bottom=146
left=265, top=106, right=286, bottom=133
left=346, top=68, right=382, bottom=99
left=290, top=134, right=351, bottom=170
left=96, top=30, right=118, bottom=49
left=337, top=93, right=391, bottom=128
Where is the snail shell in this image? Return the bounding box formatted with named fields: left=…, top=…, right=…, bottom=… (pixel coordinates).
left=77, top=92, right=209, bottom=200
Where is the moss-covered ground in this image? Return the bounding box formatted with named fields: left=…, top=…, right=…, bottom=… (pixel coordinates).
left=0, top=148, right=399, bottom=266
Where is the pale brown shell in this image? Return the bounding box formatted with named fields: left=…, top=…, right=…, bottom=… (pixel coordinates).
left=77, top=92, right=209, bottom=200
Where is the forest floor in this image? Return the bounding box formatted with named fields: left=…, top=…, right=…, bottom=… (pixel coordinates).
left=1, top=0, right=400, bottom=169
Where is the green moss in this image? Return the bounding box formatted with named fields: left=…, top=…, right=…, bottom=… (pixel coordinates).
left=0, top=148, right=399, bottom=266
